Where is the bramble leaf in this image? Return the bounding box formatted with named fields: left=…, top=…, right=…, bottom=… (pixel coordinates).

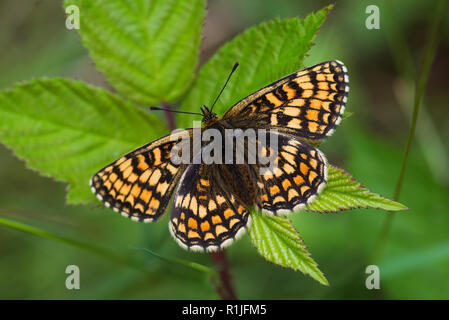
left=306, top=166, right=408, bottom=212
left=178, top=4, right=333, bottom=128
left=0, top=78, right=167, bottom=204
left=249, top=212, right=328, bottom=286
left=64, top=0, right=205, bottom=106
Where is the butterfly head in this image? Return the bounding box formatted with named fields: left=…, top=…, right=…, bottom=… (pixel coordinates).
left=201, top=105, right=218, bottom=124
left=201, top=62, right=239, bottom=126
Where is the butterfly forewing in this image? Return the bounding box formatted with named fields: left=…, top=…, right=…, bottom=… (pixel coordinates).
left=222, top=60, right=349, bottom=143
left=90, top=130, right=191, bottom=222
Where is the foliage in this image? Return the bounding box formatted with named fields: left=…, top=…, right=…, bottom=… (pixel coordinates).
left=306, top=166, right=407, bottom=213
left=249, top=213, right=329, bottom=285
left=0, top=79, right=166, bottom=203
left=179, top=5, right=331, bottom=126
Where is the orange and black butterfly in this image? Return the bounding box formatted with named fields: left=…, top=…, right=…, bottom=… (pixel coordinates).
left=90, top=61, right=349, bottom=252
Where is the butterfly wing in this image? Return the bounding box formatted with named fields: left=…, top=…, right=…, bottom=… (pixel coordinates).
left=169, top=164, right=251, bottom=252
left=222, top=61, right=349, bottom=143
left=90, top=129, right=192, bottom=222
left=250, top=131, right=328, bottom=215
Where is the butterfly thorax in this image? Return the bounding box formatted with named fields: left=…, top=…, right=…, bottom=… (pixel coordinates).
left=201, top=108, right=236, bottom=132
left=201, top=105, right=219, bottom=126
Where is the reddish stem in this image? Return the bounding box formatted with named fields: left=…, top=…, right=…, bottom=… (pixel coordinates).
left=210, top=250, right=237, bottom=300
left=161, top=102, right=176, bottom=130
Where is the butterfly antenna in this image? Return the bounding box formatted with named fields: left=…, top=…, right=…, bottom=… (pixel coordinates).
left=210, top=62, right=239, bottom=113
left=150, top=106, right=202, bottom=116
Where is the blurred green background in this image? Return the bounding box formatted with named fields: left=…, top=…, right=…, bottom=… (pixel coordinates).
left=1, top=0, right=448, bottom=299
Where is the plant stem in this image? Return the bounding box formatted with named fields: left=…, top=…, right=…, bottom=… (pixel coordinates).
left=372, top=0, right=447, bottom=262
left=0, top=216, right=145, bottom=272
left=161, top=102, right=237, bottom=299
left=210, top=251, right=237, bottom=300
left=161, top=102, right=176, bottom=131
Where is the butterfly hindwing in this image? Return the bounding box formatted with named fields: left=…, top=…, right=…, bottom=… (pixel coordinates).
left=169, top=164, right=251, bottom=252
left=251, top=132, right=328, bottom=215
left=90, top=130, right=192, bottom=222
left=222, top=60, right=349, bottom=143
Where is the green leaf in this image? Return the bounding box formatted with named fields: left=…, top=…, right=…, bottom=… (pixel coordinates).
left=179, top=4, right=333, bottom=128
left=64, top=0, right=205, bottom=105
left=306, top=166, right=408, bottom=212
left=0, top=78, right=167, bottom=204
left=249, top=211, right=329, bottom=286
left=342, top=111, right=353, bottom=120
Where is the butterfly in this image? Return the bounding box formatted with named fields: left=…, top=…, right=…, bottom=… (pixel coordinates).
left=90, top=61, right=349, bottom=252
